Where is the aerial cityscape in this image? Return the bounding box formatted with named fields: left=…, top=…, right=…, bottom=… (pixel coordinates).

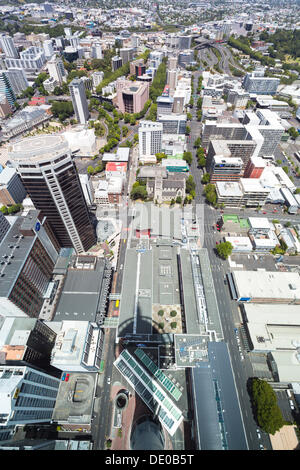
left=0, top=0, right=300, bottom=454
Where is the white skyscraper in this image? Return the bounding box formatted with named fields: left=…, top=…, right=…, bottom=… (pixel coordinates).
left=69, top=78, right=90, bottom=124
left=47, top=55, right=67, bottom=84
left=138, top=121, right=163, bottom=163
left=91, top=42, right=103, bottom=59
left=92, top=71, right=104, bottom=90
left=0, top=34, right=19, bottom=59
left=43, top=39, right=54, bottom=59
left=0, top=365, right=60, bottom=427
left=4, top=68, right=29, bottom=95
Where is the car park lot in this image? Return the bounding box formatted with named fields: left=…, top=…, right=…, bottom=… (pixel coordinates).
left=229, top=253, right=278, bottom=272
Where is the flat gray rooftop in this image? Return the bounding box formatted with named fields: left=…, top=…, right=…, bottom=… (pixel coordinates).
left=192, top=342, right=248, bottom=450
left=52, top=372, right=96, bottom=425
left=118, top=249, right=153, bottom=338
left=130, top=203, right=182, bottom=242
left=8, top=134, right=69, bottom=163
left=197, top=249, right=224, bottom=341
left=0, top=215, right=38, bottom=298
left=54, top=259, right=107, bottom=323
left=178, top=250, right=203, bottom=335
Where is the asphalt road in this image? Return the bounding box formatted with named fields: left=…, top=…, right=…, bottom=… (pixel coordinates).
left=187, top=71, right=271, bottom=450
left=92, top=328, right=116, bottom=450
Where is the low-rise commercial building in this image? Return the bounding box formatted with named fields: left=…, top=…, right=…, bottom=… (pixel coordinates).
left=50, top=321, right=104, bottom=373
left=229, top=270, right=300, bottom=303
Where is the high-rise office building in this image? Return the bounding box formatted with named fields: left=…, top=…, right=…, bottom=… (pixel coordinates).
left=0, top=210, right=59, bottom=318
left=202, top=120, right=247, bottom=148
left=0, top=72, right=16, bottom=106
left=206, top=139, right=257, bottom=173
left=116, top=79, right=149, bottom=114
left=168, top=56, right=177, bottom=70
left=2, top=68, right=29, bottom=96
left=244, top=109, right=284, bottom=157
left=47, top=55, right=67, bottom=84
left=0, top=34, right=19, bottom=59
left=91, top=71, right=104, bottom=90
left=243, top=71, right=280, bottom=95
left=157, top=114, right=187, bottom=134
left=91, top=42, right=103, bottom=59
left=167, top=68, right=178, bottom=92
left=0, top=365, right=60, bottom=427
left=0, top=167, right=26, bottom=206
left=131, top=35, right=140, bottom=49
left=0, top=212, right=10, bottom=244
left=69, top=78, right=89, bottom=124
left=43, top=39, right=54, bottom=59
left=111, top=55, right=123, bottom=71
left=120, top=47, right=134, bottom=64
left=178, top=50, right=193, bottom=67
left=8, top=135, right=96, bottom=254
left=130, top=59, right=146, bottom=78
left=139, top=121, right=163, bottom=162
left=0, top=317, right=58, bottom=373
left=178, top=36, right=192, bottom=50
left=5, top=47, right=46, bottom=74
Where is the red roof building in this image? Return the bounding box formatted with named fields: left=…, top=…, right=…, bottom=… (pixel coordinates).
left=28, top=96, right=46, bottom=106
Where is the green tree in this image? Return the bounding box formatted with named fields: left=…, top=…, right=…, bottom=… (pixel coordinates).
left=201, top=173, right=210, bottom=184
left=252, top=378, right=285, bottom=435
left=35, top=72, right=48, bottom=87
left=122, top=126, right=128, bottom=137
left=87, top=166, right=95, bottom=175
left=130, top=185, right=148, bottom=200
left=287, top=127, right=299, bottom=140
left=156, top=152, right=167, bottom=162
left=194, top=137, right=202, bottom=148
left=21, top=86, right=34, bottom=98
left=51, top=101, right=74, bottom=121
left=183, top=151, right=192, bottom=165
left=197, top=156, right=206, bottom=168
left=186, top=175, right=196, bottom=194
left=149, top=58, right=167, bottom=102
left=148, top=103, right=157, bottom=121
left=204, top=183, right=217, bottom=206
left=216, top=241, right=233, bottom=259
